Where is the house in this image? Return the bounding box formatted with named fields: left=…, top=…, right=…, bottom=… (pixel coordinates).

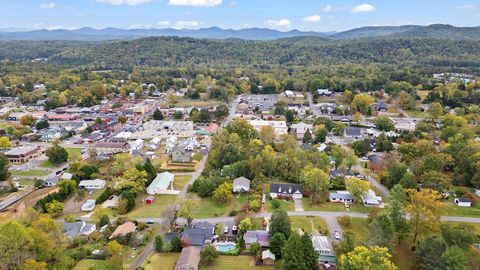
left=244, top=230, right=270, bottom=248
left=79, top=179, right=106, bottom=191
left=390, top=117, right=416, bottom=132
left=317, top=89, right=333, bottom=96
left=270, top=183, right=304, bottom=199
left=319, top=103, right=337, bottom=114
left=291, top=122, right=313, bottom=141
left=149, top=137, right=162, bottom=150
left=63, top=221, right=96, bottom=238
left=311, top=231, right=336, bottom=265
left=330, top=115, right=352, bottom=123
left=165, top=136, right=178, bottom=153
left=233, top=177, right=251, bottom=193
left=172, top=146, right=192, bottom=163
left=110, top=221, right=137, bottom=239
left=145, top=195, right=155, bottom=204
left=5, top=145, right=43, bottom=163
left=81, top=199, right=96, bottom=212
left=180, top=137, right=199, bottom=151
left=206, top=123, right=219, bottom=134
left=146, top=172, right=175, bottom=195
left=175, top=246, right=201, bottom=270
left=361, top=189, right=382, bottom=207
left=329, top=191, right=353, bottom=203
left=343, top=127, right=362, bottom=139
left=249, top=120, right=288, bottom=137
left=285, top=90, right=295, bottom=98
left=262, top=250, right=276, bottom=265
left=133, top=120, right=195, bottom=139
left=368, top=154, right=384, bottom=173
left=93, top=142, right=129, bottom=155
left=130, top=138, right=144, bottom=151
left=181, top=221, right=215, bottom=247
left=373, top=102, right=389, bottom=112
left=454, top=198, right=472, bottom=207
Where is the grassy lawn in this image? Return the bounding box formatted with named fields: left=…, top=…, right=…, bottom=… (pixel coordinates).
left=11, top=169, right=49, bottom=177
left=73, top=259, right=108, bottom=270
left=65, top=147, right=83, bottom=156
left=173, top=175, right=191, bottom=190
left=443, top=221, right=480, bottom=234
left=290, top=216, right=329, bottom=234
left=141, top=252, right=179, bottom=270
left=302, top=199, right=372, bottom=213
left=40, top=159, right=55, bottom=168
left=443, top=191, right=480, bottom=217
left=266, top=199, right=294, bottom=212
left=199, top=255, right=275, bottom=270
left=194, top=196, right=229, bottom=218
left=127, top=194, right=177, bottom=219
left=404, top=109, right=427, bottom=118
left=337, top=217, right=369, bottom=243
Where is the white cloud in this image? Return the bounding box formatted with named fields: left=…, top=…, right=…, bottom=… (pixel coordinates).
left=168, top=0, right=222, bottom=7
left=456, top=4, right=476, bottom=11
left=267, top=19, right=291, bottom=28
left=322, top=5, right=332, bottom=12
left=175, top=20, right=201, bottom=28
left=302, top=14, right=321, bottom=23
left=129, top=24, right=153, bottom=29
left=96, top=0, right=152, bottom=5
left=322, top=4, right=350, bottom=13
left=40, top=2, right=56, bottom=9
left=157, top=21, right=170, bottom=27
left=352, top=3, right=376, bottom=13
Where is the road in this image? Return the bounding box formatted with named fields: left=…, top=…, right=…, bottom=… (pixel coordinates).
left=307, top=93, right=321, bottom=116
left=225, top=95, right=242, bottom=124
left=130, top=152, right=209, bottom=270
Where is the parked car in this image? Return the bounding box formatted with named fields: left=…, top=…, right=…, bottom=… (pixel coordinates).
left=223, top=226, right=229, bottom=234
left=232, top=226, right=238, bottom=235
left=333, top=231, right=341, bottom=240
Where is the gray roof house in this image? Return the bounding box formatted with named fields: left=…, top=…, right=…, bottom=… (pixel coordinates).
left=172, top=146, right=192, bottom=163
left=244, top=230, right=270, bottom=248
left=269, top=183, right=304, bottom=199
left=329, top=191, right=353, bottom=203
left=181, top=221, right=215, bottom=247
left=311, top=230, right=336, bottom=265
left=233, top=177, right=251, bottom=193
left=343, top=127, right=362, bottom=138
left=63, top=221, right=96, bottom=238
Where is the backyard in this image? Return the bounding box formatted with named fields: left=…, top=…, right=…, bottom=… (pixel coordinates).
left=337, top=217, right=369, bottom=243
left=193, top=194, right=249, bottom=218
left=302, top=199, right=372, bottom=213
left=173, top=175, right=192, bottom=190
left=199, top=255, right=274, bottom=270
left=290, top=216, right=329, bottom=234
left=127, top=194, right=177, bottom=219
left=141, top=252, right=179, bottom=270
left=11, top=169, right=49, bottom=177
left=73, top=259, right=108, bottom=270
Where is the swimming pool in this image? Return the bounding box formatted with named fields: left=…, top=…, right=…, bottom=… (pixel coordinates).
left=215, top=242, right=236, bottom=252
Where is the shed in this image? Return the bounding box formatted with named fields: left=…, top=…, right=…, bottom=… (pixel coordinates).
left=262, top=250, right=276, bottom=265
left=145, top=195, right=155, bottom=205
left=454, top=198, right=472, bottom=207
left=146, top=172, right=175, bottom=194
left=233, top=177, right=251, bottom=193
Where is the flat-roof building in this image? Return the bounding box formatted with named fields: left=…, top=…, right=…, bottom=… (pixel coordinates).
left=5, top=145, right=42, bottom=163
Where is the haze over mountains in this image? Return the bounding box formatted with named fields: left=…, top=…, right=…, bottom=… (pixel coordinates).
left=1, top=24, right=480, bottom=41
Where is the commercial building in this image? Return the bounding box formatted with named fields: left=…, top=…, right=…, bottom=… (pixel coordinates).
left=5, top=145, right=43, bottom=163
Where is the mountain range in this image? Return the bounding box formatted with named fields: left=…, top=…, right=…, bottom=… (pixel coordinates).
left=1, top=24, right=480, bottom=41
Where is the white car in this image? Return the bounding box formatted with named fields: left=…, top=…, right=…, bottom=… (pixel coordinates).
left=333, top=231, right=341, bottom=240
left=223, top=226, right=229, bottom=234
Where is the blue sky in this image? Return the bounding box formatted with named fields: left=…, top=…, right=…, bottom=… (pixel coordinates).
left=1, top=0, right=479, bottom=32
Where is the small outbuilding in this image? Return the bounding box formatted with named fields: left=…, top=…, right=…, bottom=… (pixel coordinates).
left=454, top=198, right=472, bottom=207
left=233, top=177, right=251, bottom=193
left=262, top=249, right=276, bottom=265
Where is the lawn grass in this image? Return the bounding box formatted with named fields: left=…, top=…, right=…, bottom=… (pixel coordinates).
left=141, top=252, right=179, bottom=270
left=11, top=169, right=49, bottom=177
left=266, top=199, right=294, bottom=212
left=337, top=217, right=369, bottom=243
left=73, top=259, right=108, bottom=270
left=194, top=196, right=229, bottom=218
left=127, top=194, right=177, bottom=219
left=173, top=175, right=191, bottom=190
left=443, top=221, right=480, bottom=234
left=65, top=147, right=83, bottom=156
left=40, top=160, right=55, bottom=168
left=443, top=191, right=480, bottom=217
left=199, top=255, right=274, bottom=270
left=290, top=216, right=329, bottom=234
left=404, top=109, right=428, bottom=118
left=302, top=199, right=372, bottom=213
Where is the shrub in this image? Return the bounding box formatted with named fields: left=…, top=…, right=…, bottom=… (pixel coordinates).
left=271, top=199, right=281, bottom=209
left=338, top=215, right=352, bottom=227
left=464, top=192, right=477, bottom=204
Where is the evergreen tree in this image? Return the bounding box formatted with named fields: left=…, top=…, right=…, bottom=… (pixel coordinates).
left=302, top=129, right=312, bottom=144
left=269, top=210, right=291, bottom=238
left=269, top=232, right=286, bottom=258
left=143, top=159, right=157, bottom=184
left=153, top=109, right=164, bottom=120
left=300, top=234, right=318, bottom=270
left=281, top=232, right=306, bottom=270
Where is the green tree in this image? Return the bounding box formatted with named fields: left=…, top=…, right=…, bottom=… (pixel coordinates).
left=300, top=233, right=318, bottom=270
left=420, top=171, right=451, bottom=192
left=345, top=177, right=370, bottom=204
left=153, top=109, right=164, bottom=120
left=200, top=244, right=219, bottom=266
left=35, top=120, right=49, bottom=130
left=249, top=242, right=261, bottom=259
left=300, top=166, right=330, bottom=203
left=45, top=145, right=68, bottom=165
left=281, top=232, right=307, bottom=270
left=155, top=235, right=163, bottom=252
left=112, top=153, right=142, bottom=175
left=285, top=110, right=294, bottom=124
left=332, top=122, right=345, bottom=136
left=339, top=246, right=396, bottom=270
left=106, top=240, right=123, bottom=269
left=225, top=118, right=258, bottom=143
left=367, top=212, right=394, bottom=249
left=215, top=104, right=229, bottom=120
left=314, top=127, right=327, bottom=143
left=336, top=230, right=356, bottom=256
left=199, top=108, right=211, bottom=123
left=388, top=185, right=410, bottom=243
left=0, top=153, right=10, bottom=181
left=178, top=194, right=199, bottom=225
left=212, top=182, right=233, bottom=202
left=238, top=218, right=253, bottom=234
left=270, top=210, right=291, bottom=238
left=116, top=168, right=148, bottom=193
left=259, top=125, right=275, bottom=145
left=142, top=159, right=157, bottom=183
left=373, top=115, right=395, bottom=131
left=45, top=200, right=64, bottom=216
left=351, top=140, right=371, bottom=157
left=269, top=232, right=286, bottom=258
left=440, top=246, right=469, bottom=270
left=429, top=102, right=443, bottom=120
left=351, top=94, right=374, bottom=114
left=302, top=129, right=312, bottom=144
left=440, top=223, right=477, bottom=248
left=376, top=132, right=393, bottom=152
left=170, top=236, right=182, bottom=252
left=414, top=235, right=447, bottom=270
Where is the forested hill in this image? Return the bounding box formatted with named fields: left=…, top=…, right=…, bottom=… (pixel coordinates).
left=45, top=36, right=480, bottom=70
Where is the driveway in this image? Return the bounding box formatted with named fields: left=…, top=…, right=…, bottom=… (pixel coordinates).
left=293, top=198, right=304, bottom=211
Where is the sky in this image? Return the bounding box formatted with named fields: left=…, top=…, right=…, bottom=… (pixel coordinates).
left=1, top=0, right=479, bottom=32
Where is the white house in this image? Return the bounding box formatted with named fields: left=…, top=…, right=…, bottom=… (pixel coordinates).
left=233, top=177, right=251, bottom=193
left=81, top=199, right=96, bottom=212
left=270, top=183, right=304, bottom=199
left=249, top=120, right=288, bottom=137
left=149, top=137, right=161, bottom=150
left=165, top=136, right=178, bottom=153
left=361, top=189, right=383, bottom=207
left=291, top=122, right=313, bottom=141
left=285, top=90, right=295, bottom=98
left=130, top=138, right=144, bottom=151
left=79, top=179, right=106, bottom=191
left=390, top=117, right=416, bottom=132
left=329, top=191, right=353, bottom=203
left=317, top=89, right=332, bottom=96
left=454, top=198, right=472, bottom=207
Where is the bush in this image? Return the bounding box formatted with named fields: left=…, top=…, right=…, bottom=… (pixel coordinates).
left=96, top=187, right=113, bottom=204
left=338, top=215, right=352, bottom=227
left=155, top=236, right=163, bottom=252
left=464, top=192, right=478, bottom=204
left=170, top=236, right=182, bottom=252
left=271, top=199, right=281, bottom=209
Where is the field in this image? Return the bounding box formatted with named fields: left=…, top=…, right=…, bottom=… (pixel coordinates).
left=11, top=169, right=49, bottom=177
left=290, top=216, right=329, bottom=234
left=65, top=147, right=83, bottom=156
left=194, top=194, right=249, bottom=218
left=127, top=194, right=177, bottom=219
left=173, top=175, right=191, bottom=190
left=141, top=252, right=179, bottom=270
left=336, top=217, right=369, bottom=243
left=266, top=198, right=294, bottom=212
left=73, top=259, right=108, bottom=270
left=199, top=255, right=275, bottom=270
